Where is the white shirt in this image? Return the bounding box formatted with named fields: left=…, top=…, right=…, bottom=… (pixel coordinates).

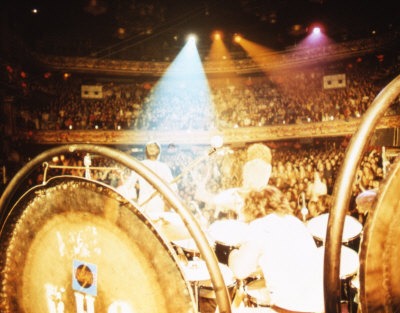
left=138, top=159, right=177, bottom=217
left=229, top=213, right=325, bottom=312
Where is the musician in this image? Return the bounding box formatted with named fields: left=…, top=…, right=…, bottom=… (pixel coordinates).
left=208, top=143, right=273, bottom=219
left=242, top=143, right=272, bottom=190
left=137, top=141, right=178, bottom=217
left=118, top=141, right=178, bottom=217
left=228, top=185, right=325, bottom=312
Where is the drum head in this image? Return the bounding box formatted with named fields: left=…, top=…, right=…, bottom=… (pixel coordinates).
left=359, top=157, right=400, bottom=312
left=0, top=176, right=196, bottom=313
left=306, top=212, right=362, bottom=244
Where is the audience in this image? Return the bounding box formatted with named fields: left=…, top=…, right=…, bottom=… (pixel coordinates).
left=7, top=141, right=386, bottom=227
left=12, top=53, right=400, bottom=132
left=1, top=36, right=399, bottom=225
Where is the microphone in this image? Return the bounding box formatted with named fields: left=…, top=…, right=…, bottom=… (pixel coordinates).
left=300, top=192, right=308, bottom=222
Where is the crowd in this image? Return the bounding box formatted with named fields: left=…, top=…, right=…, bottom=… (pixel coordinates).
left=2, top=35, right=399, bottom=222
left=18, top=141, right=387, bottom=227
left=13, top=53, right=400, bottom=132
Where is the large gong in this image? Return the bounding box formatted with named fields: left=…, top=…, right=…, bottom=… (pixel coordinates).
left=324, top=74, right=400, bottom=312
left=0, top=144, right=232, bottom=313
left=359, top=156, right=400, bottom=312
left=0, top=176, right=196, bottom=313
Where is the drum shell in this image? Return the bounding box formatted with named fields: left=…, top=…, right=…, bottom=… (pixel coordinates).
left=214, top=241, right=239, bottom=265
left=207, top=219, right=249, bottom=265
left=198, top=263, right=237, bottom=313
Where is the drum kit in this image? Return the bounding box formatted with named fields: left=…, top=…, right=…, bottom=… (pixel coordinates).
left=152, top=212, right=250, bottom=312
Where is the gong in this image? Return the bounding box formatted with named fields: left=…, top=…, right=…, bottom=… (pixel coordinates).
left=359, top=156, right=400, bottom=312
left=0, top=176, right=196, bottom=313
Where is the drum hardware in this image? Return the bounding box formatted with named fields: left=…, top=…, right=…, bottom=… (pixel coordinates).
left=42, top=161, right=124, bottom=183
left=175, top=245, right=190, bottom=265
left=298, top=192, right=308, bottom=222
left=347, top=276, right=359, bottom=313
left=317, top=245, right=360, bottom=309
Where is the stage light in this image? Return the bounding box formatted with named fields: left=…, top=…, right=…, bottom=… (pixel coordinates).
left=187, top=34, right=197, bottom=44
left=312, top=27, right=321, bottom=35
left=233, top=34, right=242, bottom=43
left=143, top=33, right=216, bottom=132
left=296, top=22, right=331, bottom=46
left=308, top=23, right=324, bottom=36
left=212, top=31, right=222, bottom=41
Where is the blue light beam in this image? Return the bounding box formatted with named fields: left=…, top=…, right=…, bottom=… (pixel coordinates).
left=143, top=36, right=216, bottom=131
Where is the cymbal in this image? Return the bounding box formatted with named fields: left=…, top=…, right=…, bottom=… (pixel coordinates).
left=213, top=188, right=244, bottom=213
left=355, top=189, right=377, bottom=214
left=152, top=211, right=192, bottom=241
left=207, top=219, right=249, bottom=247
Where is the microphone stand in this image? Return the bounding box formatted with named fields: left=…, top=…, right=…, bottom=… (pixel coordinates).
left=300, top=192, right=308, bottom=222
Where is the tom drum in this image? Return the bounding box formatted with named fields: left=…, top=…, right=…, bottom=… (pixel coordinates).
left=207, top=219, right=249, bottom=265
left=307, top=213, right=363, bottom=249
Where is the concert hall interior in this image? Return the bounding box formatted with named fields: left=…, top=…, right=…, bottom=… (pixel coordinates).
left=1, top=1, right=400, bottom=313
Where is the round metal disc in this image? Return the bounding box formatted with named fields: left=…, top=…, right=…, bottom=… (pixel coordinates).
left=0, top=176, right=196, bottom=313
left=359, top=156, right=400, bottom=312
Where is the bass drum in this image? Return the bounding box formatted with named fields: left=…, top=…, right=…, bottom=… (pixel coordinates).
left=0, top=176, right=196, bottom=313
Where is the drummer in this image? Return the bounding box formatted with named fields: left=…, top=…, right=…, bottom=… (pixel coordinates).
left=228, top=185, right=325, bottom=312
left=215, top=143, right=273, bottom=219
left=194, top=143, right=273, bottom=220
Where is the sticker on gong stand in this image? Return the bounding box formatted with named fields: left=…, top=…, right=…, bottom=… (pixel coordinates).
left=72, top=260, right=98, bottom=296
